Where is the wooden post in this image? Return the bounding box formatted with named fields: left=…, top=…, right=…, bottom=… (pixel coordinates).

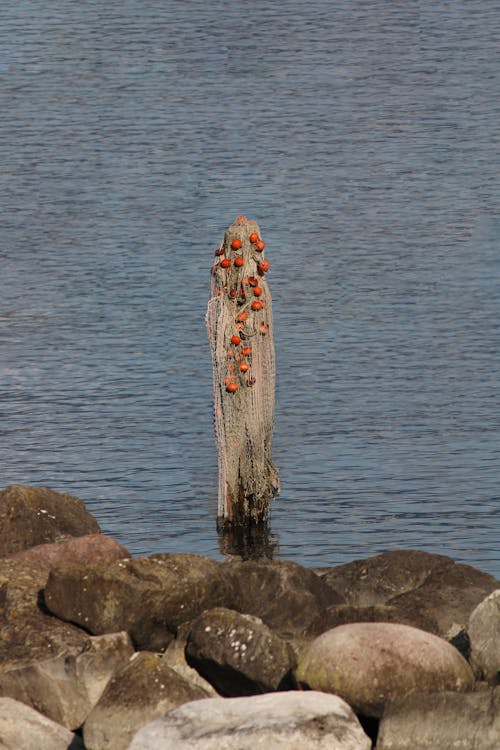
left=206, top=215, right=280, bottom=527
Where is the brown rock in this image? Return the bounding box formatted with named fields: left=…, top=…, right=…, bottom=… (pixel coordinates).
left=6, top=533, right=129, bottom=569
left=0, top=485, right=100, bottom=556
left=44, top=554, right=233, bottom=650
left=295, top=622, right=474, bottom=717
left=468, top=590, right=500, bottom=684
left=318, top=550, right=498, bottom=636
left=185, top=607, right=296, bottom=696
left=223, top=559, right=343, bottom=638
left=305, top=603, right=438, bottom=639
left=377, top=687, right=500, bottom=749
left=0, top=631, right=134, bottom=729
left=83, top=651, right=208, bottom=750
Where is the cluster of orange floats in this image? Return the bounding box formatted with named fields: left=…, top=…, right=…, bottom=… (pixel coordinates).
left=214, top=226, right=270, bottom=394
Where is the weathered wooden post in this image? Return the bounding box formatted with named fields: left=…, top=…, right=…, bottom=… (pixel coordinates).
left=206, top=215, right=280, bottom=528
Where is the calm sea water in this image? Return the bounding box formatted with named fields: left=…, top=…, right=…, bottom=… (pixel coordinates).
left=1, top=1, right=499, bottom=576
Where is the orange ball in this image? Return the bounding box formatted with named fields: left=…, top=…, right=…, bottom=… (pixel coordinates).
left=251, top=300, right=263, bottom=311
left=256, top=239, right=265, bottom=251
left=234, top=257, right=244, bottom=268
left=231, top=334, right=241, bottom=346
left=226, top=382, right=238, bottom=393
left=253, top=286, right=263, bottom=297
left=249, top=232, right=259, bottom=244
left=239, top=362, right=249, bottom=373
left=220, top=258, right=231, bottom=268
left=242, top=346, right=252, bottom=356
left=231, top=238, right=242, bottom=251
left=258, top=259, right=270, bottom=273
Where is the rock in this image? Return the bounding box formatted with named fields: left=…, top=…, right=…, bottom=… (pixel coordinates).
left=162, top=623, right=219, bottom=697
left=83, top=651, right=208, bottom=750
left=468, top=590, right=500, bottom=684
left=185, top=607, right=296, bottom=696
left=0, top=558, right=91, bottom=667
left=305, top=603, right=438, bottom=639
left=6, top=533, right=129, bottom=569
left=126, top=691, right=371, bottom=750
left=318, top=550, right=498, bottom=637
left=0, top=697, right=84, bottom=750
left=377, top=687, right=500, bottom=749
left=0, top=485, right=100, bottom=556
left=0, top=631, right=134, bottom=729
left=295, top=622, right=474, bottom=717
left=44, top=554, right=233, bottom=650
left=223, top=559, right=343, bottom=638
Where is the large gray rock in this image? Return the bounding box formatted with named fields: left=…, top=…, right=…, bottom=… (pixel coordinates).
left=185, top=607, right=296, bottom=696
left=44, top=554, right=233, bottom=650
left=126, top=691, right=371, bottom=750
left=468, top=590, right=500, bottom=684
left=295, top=622, right=474, bottom=717
left=6, top=533, right=129, bottom=569
left=83, top=651, right=209, bottom=750
left=317, top=550, right=498, bottom=637
left=0, top=631, right=134, bottom=729
left=0, top=485, right=100, bottom=556
left=223, top=559, right=343, bottom=638
left=377, top=687, right=500, bottom=749
left=0, top=697, right=84, bottom=750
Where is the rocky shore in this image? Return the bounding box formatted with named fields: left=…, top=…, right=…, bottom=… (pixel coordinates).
left=0, top=484, right=498, bottom=749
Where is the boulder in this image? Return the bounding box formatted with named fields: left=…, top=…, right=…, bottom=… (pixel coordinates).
left=468, top=590, right=500, bottom=684
left=83, top=651, right=208, bottom=750
left=305, top=603, right=438, bottom=639
left=185, top=607, right=295, bottom=696
left=6, top=533, right=129, bottom=569
left=223, top=559, right=343, bottom=638
left=0, top=631, right=134, bottom=729
left=127, top=691, right=371, bottom=750
left=162, top=623, right=219, bottom=697
left=317, top=550, right=498, bottom=637
left=0, top=485, right=100, bottom=556
left=0, top=697, right=84, bottom=750
left=295, top=622, right=474, bottom=717
left=44, top=554, right=233, bottom=650
left=377, top=687, right=500, bottom=749
left=0, top=558, right=91, bottom=667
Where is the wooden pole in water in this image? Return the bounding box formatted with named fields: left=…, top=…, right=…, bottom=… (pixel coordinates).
left=206, top=215, right=280, bottom=527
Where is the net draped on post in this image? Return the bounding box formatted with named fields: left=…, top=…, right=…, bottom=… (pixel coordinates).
left=206, top=215, right=280, bottom=527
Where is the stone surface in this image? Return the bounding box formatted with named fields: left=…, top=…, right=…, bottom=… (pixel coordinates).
left=7, top=533, right=129, bottom=569
left=305, top=603, right=438, bottom=639
left=0, top=631, right=134, bottom=729
left=377, top=687, right=500, bottom=749
left=127, top=691, right=371, bottom=750
left=0, top=558, right=91, bottom=667
left=0, top=697, right=84, bottom=750
left=317, top=549, right=498, bottom=636
left=185, top=607, right=296, bottom=696
left=162, top=623, right=219, bottom=697
left=223, top=559, right=343, bottom=638
left=295, top=622, right=474, bottom=717
left=83, top=651, right=208, bottom=750
left=0, top=484, right=100, bottom=556
left=44, top=553, right=233, bottom=650
left=468, top=589, right=500, bottom=684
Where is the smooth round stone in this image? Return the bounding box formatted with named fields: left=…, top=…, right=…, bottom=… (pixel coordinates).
left=295, top=622, right=474, bottom=717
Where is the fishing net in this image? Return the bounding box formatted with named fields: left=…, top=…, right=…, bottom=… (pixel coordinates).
left=206, top=215, right=280, bottom=526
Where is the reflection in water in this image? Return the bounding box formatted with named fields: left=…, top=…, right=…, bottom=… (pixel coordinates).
left=217, top=521, right=279, bottom=561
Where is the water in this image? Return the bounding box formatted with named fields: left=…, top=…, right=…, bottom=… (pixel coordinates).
left=1, top=1, right=498, bottom=577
